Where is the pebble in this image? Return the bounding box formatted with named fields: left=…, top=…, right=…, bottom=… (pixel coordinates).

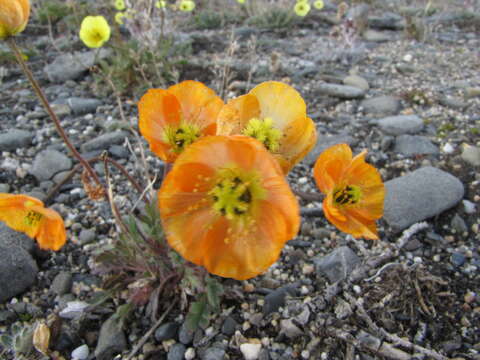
left=461, top=144, right=480, bottom=166
left=360, top=95, right=401, bottom=115
left=202, top=346, right=226, bottom=360
left=80, top=131, right=129, bottom=152
left=78, top=228, right=96, bottom=245
left=280, top=319, right=303, bottom=338
left=155, top=322, right=179, bottom=342
left=167, top=343, right=186, bottom=360
left=263, top=284, right=298, bottom=315
left=462, top=200, right=476, bottom=214
left=51, top=271, right=73, bottom=296
left=394, top=135, right=439, bottom=156
left=178, top=321, right=195, bottom=344
left=384, top=167, right=464, bottom=231
left=221, top=316, right=238, bottom=336
left=451, top=253, right=466, bottom=267
left=343, top=74, right=369, bottom=91
left=0, top=129, right=32, bottom=151
left=313, top=246, right=360, bottom=283
left=67, top=97, right=102, bottom=115
left=442, top=143, right=455, bottom=154
left=185, top=347, right=196, bottom=360
left=315, top=83, right=365, bottom=99
left=30, top=149, right=72, bottom=181
left=375, top=115, right=424, bottom=135
left=240, top=343, right=262, bottom=360
left=59, top=301, right=89, bottom=319
left=71, top=344, right=89, bottom=360
left=94, top=313, right=128, bottom=360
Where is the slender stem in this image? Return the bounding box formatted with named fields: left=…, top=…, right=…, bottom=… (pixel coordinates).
left=7, top=37, right=102, bottom=188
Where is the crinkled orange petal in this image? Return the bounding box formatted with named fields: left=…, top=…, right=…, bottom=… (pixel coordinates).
left=323, top=195, right=378, bottom=240
left=138, top=81, right=224, bottom=162
left=216, top=94, right=261, bottom=135
left=0, top=194, right=66, bottom=251
left=168, top=80, right=224, bottom=132
left=158, top=135, right=300, bottom=280
left=313, top=143, right=352, bottom=194
left=138, top=89, right=182, bottom=162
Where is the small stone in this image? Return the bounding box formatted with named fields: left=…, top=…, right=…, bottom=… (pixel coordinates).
left=464, top=291, right=476, bottom=303
left=460, top=144, right=480, bottom=166
left=81, top=131, right=129, bottom=153
left=263, top=284, right=298, bottom=315
left=168, top=343, right=186, bottom=360
left=155, top=322, right=179, bottom=342
left=403, top=54, right=413, bottom=62
left=375, top=115, right=424, bottom=135
left=394, top=135, right=439, bottom=156
left=240, top=343, right=262, bottom=360
left=202, top=346, right=226, bottom=360
left=462, top=200, right=476, bottom=214
left=360, top=95, right=401, bottom=115
left=178, top=321, right=195, bottom=344
left=71, top=344, right=89, bottom=360
left=185, top=347, right=196, bottom=360
left=51, top=271, right=73, bottom=296
left=30, top=149, right=72, bottom=181
left=363, top=29, right=392, bottom=42
left=59, top=301, right=89, bottom=319
left=465, top=87, right=480, bottom=99
left=343, top=74, right=369, bottom=91
left=94, top=313, right=128, bottom=360
left=221, top=316, right=237, bottom=336
left=315, top=83, right=365, bottom=99
left=450, top=253, right=466, bottom=267
left=78, top=229, right=96, bottom=245
left=313, top=246, right=360, bottom=283
left=442, top=143, right=455, bottom=154
left=0, top=129, right=32, bottom=151
left=280, top=319, right=303, bottom=338
left=384, top=167, right=464, bottom=231
left=451, top=214, right=468, bottom=234
left=67, top=97, right=102, bottom=115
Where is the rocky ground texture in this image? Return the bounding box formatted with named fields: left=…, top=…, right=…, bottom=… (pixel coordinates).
left=0, top=1, right=479, bottom=359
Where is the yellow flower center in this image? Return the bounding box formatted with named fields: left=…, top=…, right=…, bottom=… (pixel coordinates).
left=333, top=185, right=361, bottom=206
left=25, top=211, right=43, bottom=226
left=209, top=168, right=265, bottom=220
left=242, top=117, right=282, bottom=152
left=164, top=123, right=201, bottom=154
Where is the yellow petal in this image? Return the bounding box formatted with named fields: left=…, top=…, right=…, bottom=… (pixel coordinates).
left=313, top=143, right=352, bottom=194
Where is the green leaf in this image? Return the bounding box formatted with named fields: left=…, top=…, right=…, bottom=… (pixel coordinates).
left=185, top=295, right=209, bottom=330
left=206, top=278, right=223, bottom=310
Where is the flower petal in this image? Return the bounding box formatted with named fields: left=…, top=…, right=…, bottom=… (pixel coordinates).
left=313, top=143, right=352, bottom=194
left=216, top=94, right=261, bottom=135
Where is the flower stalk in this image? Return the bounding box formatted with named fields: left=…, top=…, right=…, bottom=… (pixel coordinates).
left=6, top=37, right=103, bottom=190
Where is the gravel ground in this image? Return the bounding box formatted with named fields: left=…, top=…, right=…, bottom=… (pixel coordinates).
left=0, top=1, right=479, bottom=359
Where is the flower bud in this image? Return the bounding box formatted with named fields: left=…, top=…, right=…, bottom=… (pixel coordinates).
left=0, top=0, right=30, bottom=39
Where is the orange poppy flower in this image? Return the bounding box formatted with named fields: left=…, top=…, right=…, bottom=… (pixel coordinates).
left=138, top=80, right=224, bottom=163
left=159, top=135, right=300, bottom=280
left=0, top=0, right=30, bottom=39
left=216, top=81, right=317, bottom=173
left=313, top=144, right=385, bottom=240
left=0, top=194, right=66, bottom=251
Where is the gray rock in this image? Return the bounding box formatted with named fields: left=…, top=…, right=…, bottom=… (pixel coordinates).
left=50, top=103, right=72, bottom=117
left=0, top=183, right=10, bottom=193
left=80, top=131, right=129, bottom=152
left=94, top=313, right=127, bottom=360
left=51, top=271, right=73, bottom=296
left=44, top=49, right=111, bottom=83
left=168, top=343, right=186, bottom=360
left=304, top=134, right=356, bottom=166
left=450, top=253, right=466, bottom=267
left=108, top=145, right=129, bottom=158
left=461, top=144, right=480, bottom=166
left=315, top=83, right=365, bottom=99
left=202, top=347, right=226, bottom=360
left=0, top=222, right=35, bottom=254
left=438, top=96, right=468, bottom=110
left=368, top=12, right=405, bottom=30
left=360, top=96, right=401, bottom=115
left=178, top=321, right=195, bottom=344
left=451, top=214, right=468, bottom=234
left=30, top=149, right=72, bottom=181
left=0, top=129, right=32, bottom=151
left=78, top=229, right=96, bottom=245
left=155, top=322, right=179, bottom=342
left=313, top=246, right=361, bottom=283
left=0, top=225, right=38, bottom=303
left=363, top=29, right=393, bottom=42
left=384, top=167, right=464, bottom=232
left=280, top=319, right=303, bottom=339
left=221, top=316, right=237, bottom=336
left=394, top=135, right=439, bottom=156
left=67, top=97, right=102, bottom=115
left=375, top=115, right=424, bottom=135
left=263, top=284, right=298, bottom=315
left=343, top=74, right=369, bottom=91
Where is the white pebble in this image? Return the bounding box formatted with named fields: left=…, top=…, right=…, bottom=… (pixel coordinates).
left=240, top=343, right=262, bottom=360
left=185, top=347, right=195, bottom=360
left=413, top=257, right=423, bottom=264
left=71, top=344, right=89, bottom=360
left=353, top=285, right=361, bottom=294
left=59, top=301, right=89, bottom=319
left=403, top=53, right=413, bottom=62
left=462, top=200, right=476, bottom=214
left=442, top=143, right=455, bottom=154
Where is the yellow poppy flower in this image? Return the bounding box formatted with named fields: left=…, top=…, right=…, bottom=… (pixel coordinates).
left=115, top=12, right=126, bottom=25
left=113, top=0, right=126, bottom=11
left=294, top=1, right=311, bottom=17
left=0, top=0, right=30, bottom=39
left=79, top=16, right=111, bottom=49
left=237, top=0, right=246, bottom=4
left=159, top=135, right=300, bottom=280
left=313, top=0, right=324, bottom=10
left=0, top=194, right=67, bottom=251
left=138, top=81, right=224, bottom=163
left=313, top=144, right=385, bottom=240
left=179, top=0, right=195, bottom=11
left=216, top=81, right=317, bottom=174
left=155, top=0, right=167, bottom=8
